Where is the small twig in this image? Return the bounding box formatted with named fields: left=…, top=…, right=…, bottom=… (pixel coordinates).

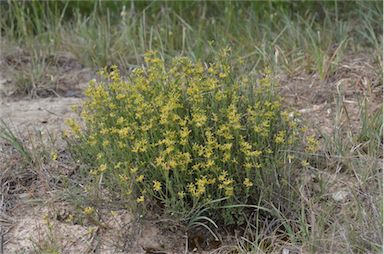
left=40, top=108, right=59, bottom=116
left=184, top=233, right=188, bottom=254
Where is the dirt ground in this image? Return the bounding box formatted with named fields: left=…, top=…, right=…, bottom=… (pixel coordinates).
left=280, top=53, right=382, bottom=135
left=0, top=53, right=382, bottom=253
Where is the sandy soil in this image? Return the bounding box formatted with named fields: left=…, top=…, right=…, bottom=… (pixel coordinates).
left=0, top=97, right=82, bottom=131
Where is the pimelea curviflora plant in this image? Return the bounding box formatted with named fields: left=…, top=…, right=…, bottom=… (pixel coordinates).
left=67, top=49, right=309, bottom=226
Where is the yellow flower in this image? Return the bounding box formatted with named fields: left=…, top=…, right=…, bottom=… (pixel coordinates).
left=223, top=179, right=233, bottom=186
left=132, top=139, right=148, bottom=153
left=224, top=186, right=234, bottom=197
left=243, top=178, right=253, bottom=188
left=153, top=180, right=162, bottom=192
left=86, top=226, right=97, bottom=235
left=70, top=105, right=78, bottom=112
left=227, top=104, right=241, bottom=130
left=102, top=139, right=110, bottom=147
left=109, top=103, right=117, bottom=110
left=43, top=214, right=50, bottom=226
left=118, top=127, right=130, bottom=138
left=65, top=214, right=74, bottom=223
left=244, top=162, right=252, bottom=170
left=164, top=160, right=176, bottom=170
left=240, top=139, right=252, bottom=155
left=305, top=135, right=319, bottom=153
left=117, top=117, right=124, bottom=125
left=119, top=174, right=128, bottom=181
left=180, top=126, right=191, bottom=138
left=136, top=175, right=144, bottom=183
left=62, top=130, right=69, bottom=138
left=116, top=93, right=126, bottom=100
left=301, top=160, right=310, bottom=167
left=187, top=183, right=197, bottom=197
left=178, top=191, right=186, bottom=200
left=274, top=130, right=286, bottom=144
left=178, top=152, right=192, bottom=166
left=65, top=118, right=81, bottom=134
left=136, top=195, right=145, bottom=203
left=208, top=66, right=217, bottom=75
left=205, top=159, right=215, bottom=168
left=179, top=126, right=191, bottom=145
left=99, top=163, right=107, bottom=173
left=218, top=171, right=228, bottom=181
left=100, top=128, right=109, bottom=135
left=249, top=150, right=262, bottom=157
left=192, top=111, right=207, bottom=127
left=83, top=207, right=95, bottom=216
left=219, top=72, right=227, bottom=78
left=87, top=135, right=97, bottom=146
left=217, top=125, right=233, bottom=140
left=155, top=155, right=165, bottom=167
left=51, top=151, right=58, bottom=161
left=196, top=176, right=208, bottom=197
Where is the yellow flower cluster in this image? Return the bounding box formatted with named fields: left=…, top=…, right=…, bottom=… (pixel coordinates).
left=72, top=49, right=304, bottom=223
left=305, top=134, right=320, bottom=153
left=65, top=118, right=81, bottom=136
left=83, top=207, right=95, bottom=216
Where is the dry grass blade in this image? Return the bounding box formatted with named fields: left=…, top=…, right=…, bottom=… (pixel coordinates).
left=0, top=120, right=33, bottom=165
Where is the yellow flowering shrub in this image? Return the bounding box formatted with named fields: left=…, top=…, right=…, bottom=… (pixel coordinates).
left=68, top=49, right=305, bottom=225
